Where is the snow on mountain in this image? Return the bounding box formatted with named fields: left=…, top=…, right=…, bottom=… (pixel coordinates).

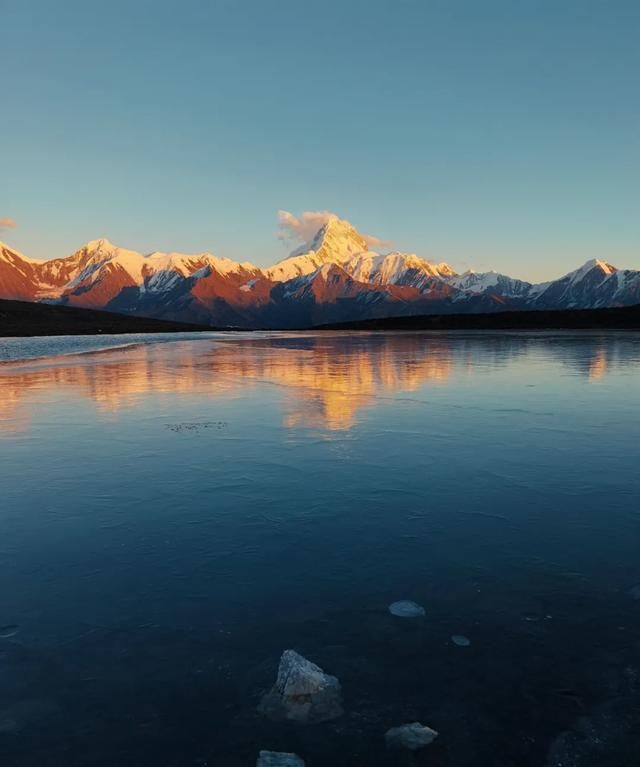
left=1, top=224, right=639, bottom=328
left=0, top=241, right=35, bottom=265
left=345, top=251, right=455, bottom=288
left=266, top=216, right=370, bottom=281
left=265, top=261, right=424, bottom=328
left=0, top=242, right=42, bottom=301
left=446, top=270, right=533, bottom=299
left=607, top=269, right=640, bottom=306
left=144, top=250, right=258, bottom=278
left=80, top=238, right=146, bottom=274
left=266, top=216, right=456, bottom=294
left=532, top=259, right=621, bottom=308
left=568, top=259, right=617, bottom=284
left=63, top=239, right=258, bottom=289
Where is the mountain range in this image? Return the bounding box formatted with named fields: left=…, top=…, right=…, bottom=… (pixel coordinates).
left=2, top=215, right=639, bottom=328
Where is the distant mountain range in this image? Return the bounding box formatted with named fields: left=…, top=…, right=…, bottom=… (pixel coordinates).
left=2, top=216, right=639, bottom=328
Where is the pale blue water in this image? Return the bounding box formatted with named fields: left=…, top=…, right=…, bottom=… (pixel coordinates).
left=0, top=331, right=639, bottom=766
left=0, top=331, right=219, bottom=362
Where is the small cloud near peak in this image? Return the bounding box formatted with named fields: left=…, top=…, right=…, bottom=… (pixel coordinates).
left=0, top=217, right=17, bottom=232
left=362, top=232, right=393, bottom=249
left=277, top=210, right=337, bottom=243
left=277, top=210, right=393, bottom=250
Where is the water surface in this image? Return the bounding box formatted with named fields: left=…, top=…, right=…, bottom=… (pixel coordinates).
left=1, top=331, right=639, bottom=766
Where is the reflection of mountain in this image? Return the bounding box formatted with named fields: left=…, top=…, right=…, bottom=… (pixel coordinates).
left=0, top=335, right=452, bottom=432
left=0, top=343, right=234, bottom=420
left=0, top=333, right=635, bottom=433
left=543, top=335, right=636, bottom=383
left=213, top=335, right=452, bottom=430
left=587, top=350, right=607, bottom=382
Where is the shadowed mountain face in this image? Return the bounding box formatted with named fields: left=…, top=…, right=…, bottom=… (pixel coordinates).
left=2, top=217, right=640, bottom=328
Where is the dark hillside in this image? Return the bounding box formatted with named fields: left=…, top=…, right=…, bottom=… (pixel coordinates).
left=317, top=305, right=640, bottom=331
left=0, top=299, right=213, bottom=337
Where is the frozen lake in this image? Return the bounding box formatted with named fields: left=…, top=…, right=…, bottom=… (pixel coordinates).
left=1, top=330, right=640, bottom=766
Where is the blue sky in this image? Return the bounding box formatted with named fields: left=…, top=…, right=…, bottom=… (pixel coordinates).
left=2, top=0, right=639, bottom=281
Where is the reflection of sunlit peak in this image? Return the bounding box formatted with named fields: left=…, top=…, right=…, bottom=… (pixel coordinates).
left=236, top=338, right=451, bottom=430
left=285, top=392, right=358, bottom=431
left=0, top=335, right=453, bottom=433
left=588, top=350, right=608, bottom=382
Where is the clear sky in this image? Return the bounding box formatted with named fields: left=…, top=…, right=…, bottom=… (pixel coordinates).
left=2, top=0, right=639, bottom=281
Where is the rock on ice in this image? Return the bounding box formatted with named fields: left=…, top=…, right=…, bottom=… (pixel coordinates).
left=258, top=650, right=343, bottom=724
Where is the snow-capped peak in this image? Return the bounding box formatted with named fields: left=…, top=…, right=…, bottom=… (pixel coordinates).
left=267, top=215, right=371, bottom=282
left=0, top=241, right=34, bottom=264
left=66, top=240, right=146, bottom=285
left=565, top=258, right=617, bottom=285
left=266, top=215, right=455, bottom=287
left=144, top=251, right=257, bottom=277
left=84, top=238, right=118, bottom=251
left=75, top=238, right=143, bottom=266
left=64, top=241, right=259, bottom=290
left=286, top=215, right=362, bottom=255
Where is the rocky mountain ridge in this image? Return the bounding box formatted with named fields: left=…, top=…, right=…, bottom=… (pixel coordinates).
left=2, top=216, right=639, bottom=328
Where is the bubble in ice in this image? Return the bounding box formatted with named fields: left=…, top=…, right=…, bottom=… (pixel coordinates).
left=389, top=600, right=426, bottom=618
left=257, top=752, right=305, bottom=767
left=385, top=722, right=439, bottom=750
left=451, top=634, right=471, bottom=647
